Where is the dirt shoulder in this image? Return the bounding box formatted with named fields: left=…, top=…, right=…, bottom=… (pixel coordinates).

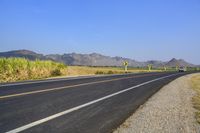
left=114, top=73, right=200, bottom=133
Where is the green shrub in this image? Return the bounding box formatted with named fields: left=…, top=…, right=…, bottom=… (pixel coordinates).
left=107, top=70, right=114, bottom=74
left=95, top=71, right=104, bottom=75
left=51, top=69, right=62, bottom=76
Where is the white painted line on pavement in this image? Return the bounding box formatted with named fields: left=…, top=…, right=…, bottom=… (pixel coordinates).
left=0, top=73, right=162, bottom=99
left=6, top=73, right=178, bottom=133
left=0, top=73, right=136, bottom=87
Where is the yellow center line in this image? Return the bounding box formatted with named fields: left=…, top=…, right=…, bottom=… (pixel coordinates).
left=0, top=73, right=163, bottom=99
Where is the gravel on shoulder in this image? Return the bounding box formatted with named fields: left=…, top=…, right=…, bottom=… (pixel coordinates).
left=114, top=73, right=200, bottom=133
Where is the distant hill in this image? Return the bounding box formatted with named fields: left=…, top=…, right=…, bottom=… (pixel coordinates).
left=0, top=50, right=48, bottom=60
left=46, top=53, right=145, bottom=67
left=165, top=58, right=195, bottom=67
left=0, top=50, right=197, bottom=67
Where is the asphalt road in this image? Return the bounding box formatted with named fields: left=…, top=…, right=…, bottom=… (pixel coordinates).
left=0, top=72, right=191, bottom=133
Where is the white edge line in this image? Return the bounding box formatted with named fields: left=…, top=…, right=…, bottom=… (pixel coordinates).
left=0, top=73, right=137, bottom=87
left=6, top=73, right=178, bottom=133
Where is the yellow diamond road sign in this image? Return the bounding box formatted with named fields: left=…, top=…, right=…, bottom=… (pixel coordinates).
left=124, top=61, right=128, bottom=66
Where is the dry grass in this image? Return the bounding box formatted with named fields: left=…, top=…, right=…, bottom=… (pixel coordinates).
left=191, top=74, right=200, bottom=123
left=66, top=66, right=163, bottom=76
left=0, top=58, right=165, bottom=83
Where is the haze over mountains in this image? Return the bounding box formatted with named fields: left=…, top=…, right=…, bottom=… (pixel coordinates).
left=0, top=50, right=197, bottom=67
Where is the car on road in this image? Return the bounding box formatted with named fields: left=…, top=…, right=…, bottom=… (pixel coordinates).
left=179, top=67, right=186, bottom=72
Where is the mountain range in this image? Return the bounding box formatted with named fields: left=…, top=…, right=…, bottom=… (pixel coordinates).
left=0, top=50, right=197, bottom=67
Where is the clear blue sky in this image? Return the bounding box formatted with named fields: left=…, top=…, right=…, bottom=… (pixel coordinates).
left=0, top=0, right=200, bottom=64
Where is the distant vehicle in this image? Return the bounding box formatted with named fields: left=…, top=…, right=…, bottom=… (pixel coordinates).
left=178, top=67, right=186, bottom=72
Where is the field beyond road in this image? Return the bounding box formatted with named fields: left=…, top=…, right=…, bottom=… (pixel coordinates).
left=1, top=57, right=199, bottom=83
left=0, top=58, right=165, bottom=83
left=66, top=66, right=163, bottom=76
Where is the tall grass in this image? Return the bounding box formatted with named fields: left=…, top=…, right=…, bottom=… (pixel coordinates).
left=0, top=58, right=67, bottom=82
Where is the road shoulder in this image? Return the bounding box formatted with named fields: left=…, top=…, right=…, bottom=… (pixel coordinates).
left=114, top=73, right=200, bottom=133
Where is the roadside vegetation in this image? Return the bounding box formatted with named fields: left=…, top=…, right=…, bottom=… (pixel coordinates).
left=1, top=57, right=199, bottom=83
left=191, top=74, right=200, bottom=123
left=0, top=59, right=172, bottom=83
left=0, top=58, right=67, bottom=83
left=66, top=66, right=164, bottom=76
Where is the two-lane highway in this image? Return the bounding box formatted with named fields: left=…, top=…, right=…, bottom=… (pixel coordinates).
left=0, top=72, right=190, bottom=133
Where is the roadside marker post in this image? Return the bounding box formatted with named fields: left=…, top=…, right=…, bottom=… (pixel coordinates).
left=148, top=64, right=152, bottom=72
left=176, top=64, right=179, bottom=71
left=123, top=61, right=128, bottom=73
left=163, top=66, right=167, bottom=71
